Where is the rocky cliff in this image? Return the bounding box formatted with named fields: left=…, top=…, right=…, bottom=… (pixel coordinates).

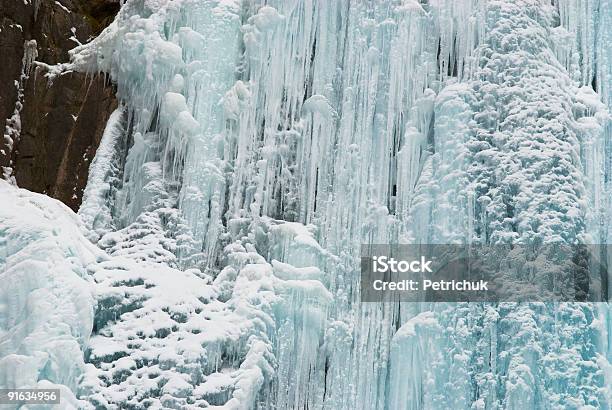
left=0, top=0, right=119, bottom=210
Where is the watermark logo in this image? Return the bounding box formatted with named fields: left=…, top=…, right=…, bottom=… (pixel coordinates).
left=371, top=255, right=433, bottom=273
left=361, top=244, right=610, bottom=302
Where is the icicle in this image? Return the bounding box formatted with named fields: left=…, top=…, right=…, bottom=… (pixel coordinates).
left=64, top=0, right=612, bottom=408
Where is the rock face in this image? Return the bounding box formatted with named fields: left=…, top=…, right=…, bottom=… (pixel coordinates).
left=0, top=0, right=120, bottom=210
left=17, top=68, right=118, bottom=210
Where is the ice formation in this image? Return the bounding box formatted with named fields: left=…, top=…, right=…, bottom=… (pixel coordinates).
left=0, top=181, right=96, bottom=409
left=2, top=0, right=612, bottom=408
left=2, top=39, right=38, bottom=182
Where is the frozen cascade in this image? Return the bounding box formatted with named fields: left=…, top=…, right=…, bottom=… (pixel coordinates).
left=1, top=0, right=612, bottom=408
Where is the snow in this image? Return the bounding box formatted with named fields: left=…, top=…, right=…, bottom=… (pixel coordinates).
left=1, top=180, right=332, bottom=408
left=54, top=1, right=70, bottom=14
left=302, top=95, right=337, bottom=120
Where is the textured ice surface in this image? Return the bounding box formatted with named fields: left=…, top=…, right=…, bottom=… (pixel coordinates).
left=3, top=0, right=612, bottom=408
left=0, top=180, right=97, bottom=409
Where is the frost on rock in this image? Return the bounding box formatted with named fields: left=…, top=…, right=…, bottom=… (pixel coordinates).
left=2, top=40, right=38, bottom=182
left=3, top=0, right=612, bottom=408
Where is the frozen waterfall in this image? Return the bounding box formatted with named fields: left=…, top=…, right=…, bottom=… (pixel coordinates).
left=2, top=0, right=612, bottom=408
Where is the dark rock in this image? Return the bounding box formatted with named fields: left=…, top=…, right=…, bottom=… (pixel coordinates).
left=16, top=67, right=118, bottom=210
left=0, top=19, right=25, bottom=148
left=0, top=0, right=120, bottom=210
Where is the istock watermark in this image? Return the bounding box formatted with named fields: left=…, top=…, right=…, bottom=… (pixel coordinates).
left=361, top=244, right=612, bottom=302
left=371, top=255, right=433, bottom=273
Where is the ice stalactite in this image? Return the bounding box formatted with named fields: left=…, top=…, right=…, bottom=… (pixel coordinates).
left=80, top=106, right=128, bottom=242
left=426, top=84, right=476, bottom=244
left=389, top=0, right=609, bottom=408
left=68, top=4, right=335, bottom=408
left=176, top=2, right=242, bottom=268
left=553, top=1, right=612, bottom=391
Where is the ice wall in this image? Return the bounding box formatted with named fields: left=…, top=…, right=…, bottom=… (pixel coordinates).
left=0, top=181, right=97, bottom=409
left=6, top=0, right=608, bottom=408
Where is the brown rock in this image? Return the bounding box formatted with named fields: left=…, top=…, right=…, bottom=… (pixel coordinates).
left=0, top=19, right=25, bottom=150
left=0, top=0, right=120, bottom=210
left=15, top=67, right=118, bottom=211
